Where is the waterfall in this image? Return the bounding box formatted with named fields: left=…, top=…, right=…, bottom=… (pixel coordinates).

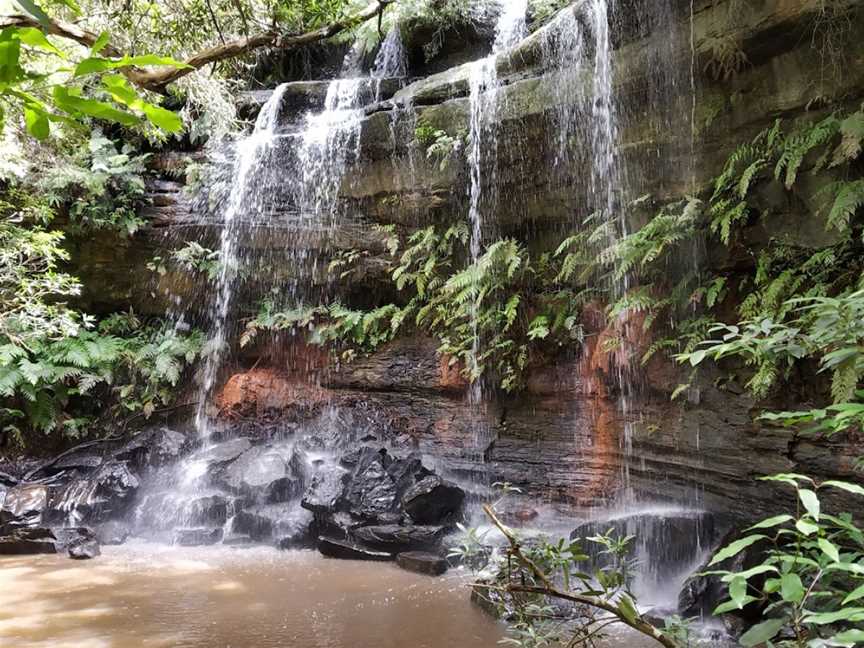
left=194, top=84, right=290, bottom=440
left=465, top=0, right=529, bottom=463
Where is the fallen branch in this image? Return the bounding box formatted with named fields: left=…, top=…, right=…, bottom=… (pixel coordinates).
left=1, top=0, right=393, bottom=92
left=481, top=504, right=678, bottom=648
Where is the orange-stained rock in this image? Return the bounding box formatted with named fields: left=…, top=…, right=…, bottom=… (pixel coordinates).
left=216, top=369, right=331, bottom=419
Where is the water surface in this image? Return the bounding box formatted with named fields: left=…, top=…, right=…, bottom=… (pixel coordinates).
left=0, top=543, right=504, bottom=648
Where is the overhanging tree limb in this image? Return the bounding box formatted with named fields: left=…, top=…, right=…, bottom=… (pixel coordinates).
left=1, top=0, right=393, bottom=92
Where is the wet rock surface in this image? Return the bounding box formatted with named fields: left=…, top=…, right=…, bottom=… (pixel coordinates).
left=0, top=527, right=57, bottom=555
left=396, top=551, right=449, bottom=576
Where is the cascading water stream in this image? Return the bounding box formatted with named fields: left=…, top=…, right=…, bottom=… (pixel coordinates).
left=465, top=0, right=528, bottom=464
left=194, top=84, right=290, bottom=441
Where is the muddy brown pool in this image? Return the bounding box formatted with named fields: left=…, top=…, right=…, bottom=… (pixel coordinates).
left=0, top=542, right=662, bottom=648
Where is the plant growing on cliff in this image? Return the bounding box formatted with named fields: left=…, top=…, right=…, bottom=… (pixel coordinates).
left=702, top=474, right=864, bottom=648
left=40, top=132, right=151, bottom=235
left=243, top=223, right=587, bottom=391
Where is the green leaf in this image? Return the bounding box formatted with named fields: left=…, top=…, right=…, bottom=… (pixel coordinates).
left=729, top=576, right=748, bottom=608
left=826, top=630, right=864, bottom=646
left=799, top=488, right=820, bottom=521
left=13, top=27, right=63, bottom=56
left=842, top=584, right=864, bottom=605
left=746, top=514, right=794, bottom=530
left=141, top=102, right=182, bottom=133
left=820, top=480, right=864, bottom=497
left=74, top=53, right=191, bottom=77
left=617, top=594, right=638, bottom=624
left=52, top=86, right=139, bottom=126
left=23, top=105, right=49, bottom=139
left=714, top=596, right=758, bottom=615
left=708, top=534, right=766, bottom=566
left=91, top=31, right=110, bottom=55
left=15, top=0, right=51, bottom=28
left=803, top=607, right=864, bottom=625
left=796, top=518, right=819, bottom=536
left=817, top=537, right=840, bottom=563
left=780, top=573, right=805, bottom=603
left=739, top=618, right=785, bottom=647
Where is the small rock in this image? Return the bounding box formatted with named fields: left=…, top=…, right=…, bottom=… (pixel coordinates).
left=317, top=536, right=393, bottom=561
left=352, top=524, right=445, bottom=551
left=396, top=551, right=448, bottom=576
left=68, top=539, right=101, bottom=560
left=95, top=520, right=130, bottom=545
left=173, top=527, right=224, bottom=546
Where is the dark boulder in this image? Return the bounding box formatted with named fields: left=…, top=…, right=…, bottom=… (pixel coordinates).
left=215, top=445, right=305, bottom=501
left=197, top=438, right=253, bottom=466
left=352, top=524, right=445, bottom=552
left=301, top=463, right=347, bottom=514
left=48, top=461, right=140, bottom=524
left=396, top=551, right=448, bottom=576
left=0, top=484, right=49, bottom=529
left=0, top=527, right=56, bottom=554
left=115, top=427, right=188, bottom=470
left=186, top=495, right=230, bottom=526
left=230, top=510, right=273, bottom=541
left=401, top=476, right=465, bottom=524
left=387, top=455, right=431, bottom=494
left=68, top=539, right=101, bottom=559
left=173, top=527, right=224, bottom=546
left=310, top=510, right=357, bottom=540
left=317, top=536, right=393, bottom=561
left=54, top=527, right=101, bottom=560
left=343, top=448, right=399, bottom=519
left=95, top=520, right=131, bottom=545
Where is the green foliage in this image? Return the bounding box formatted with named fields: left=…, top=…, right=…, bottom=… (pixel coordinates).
left=244, top=223, right=587, bottom=392
left=149, top=241, right=222, bottom=281
left=0, top=311, right=202, bottom=443
left=414, top=119, right=463, bottom=171
left=705, top=475, right=864, bottom=648
left=0, top=3, right=186, bottom=140
left=682, top=288, right=864, bottom=403
left=40, top=132, right=150, bottom=235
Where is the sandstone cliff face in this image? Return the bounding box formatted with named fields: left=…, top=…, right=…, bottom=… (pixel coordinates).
left=73, top=0, right=864, bottom=521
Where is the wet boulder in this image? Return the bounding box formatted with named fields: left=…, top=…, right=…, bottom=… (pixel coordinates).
left=215, top=444, right=305, bottom=502
left=342, top=448, right=399, bottom=519
left=186, top=495, right=230, bottom=526
left=115, top=427, right=188, bottom=470
left=53, top=527, right=101, bottom=560
left=48, top=461, right=140, bottom=524
left=95, top=520, right=131, bottom=545
left=401, top=476, right=465, bottom=524
left=317, top=536, right=394, bottom=561
left=396, top=551, right=448, bottom=576
left=0, top=484, right=50, bottom=529
left=230, top=509, right=274, bottom=541
left=301, top=462, right=347, bottom=514
left=173, top=527, right=224, bottom=546
left=571, top=511, right=727, bottom=582
left=0, top=527, right=56, bottom=554
left=351, top=524, right=445, bottom=552
left=387, top=454, right=432, bottom=494
left=197, top=438, right=253, bottom=467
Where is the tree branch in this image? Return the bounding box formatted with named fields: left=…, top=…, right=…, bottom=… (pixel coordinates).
left=482, top=504, right=679, bottom=648
left=1, top=0, right=392, bottom=93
